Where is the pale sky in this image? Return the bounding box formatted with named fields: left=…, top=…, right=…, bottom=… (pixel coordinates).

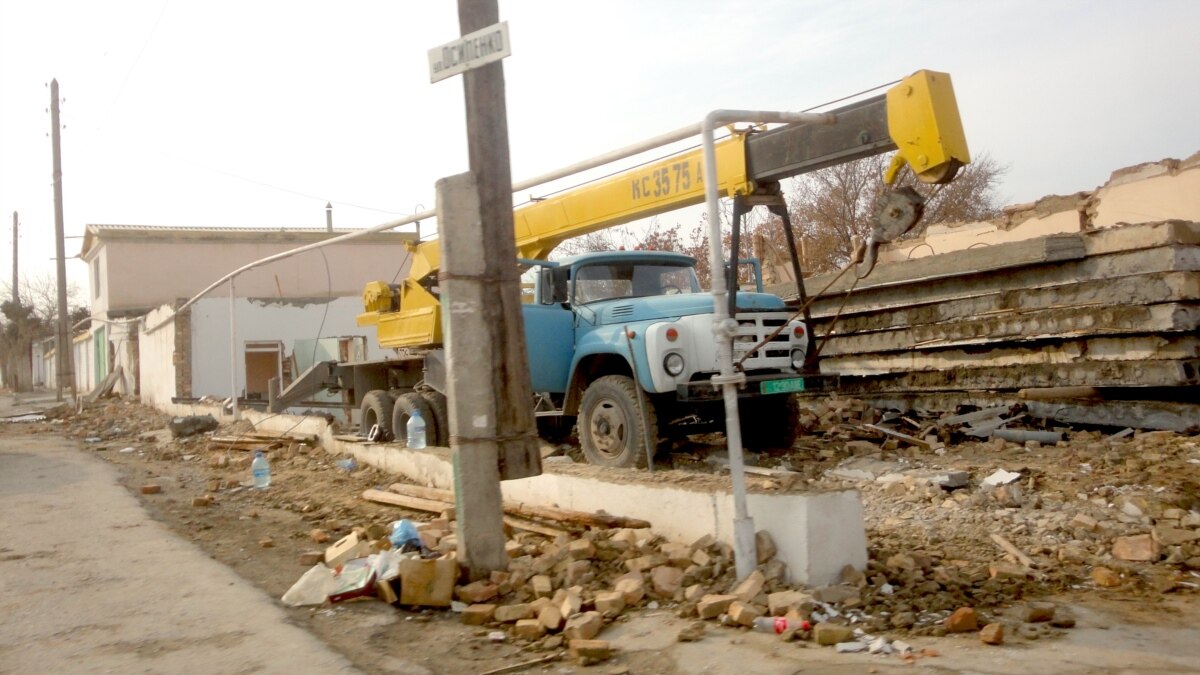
left=2, top=0, right=1198, bottom=293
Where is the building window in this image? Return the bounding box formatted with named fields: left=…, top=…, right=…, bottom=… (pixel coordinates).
left=92, top=258, right=101, bottom=299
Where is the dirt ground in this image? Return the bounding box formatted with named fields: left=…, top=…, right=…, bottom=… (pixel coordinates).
left=4, top=393, right=1199, bottom=674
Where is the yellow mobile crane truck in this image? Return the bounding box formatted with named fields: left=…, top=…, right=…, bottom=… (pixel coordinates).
left=269, top=70, right=969, bottom=468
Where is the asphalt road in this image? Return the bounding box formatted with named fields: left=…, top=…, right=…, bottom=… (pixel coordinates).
left=0, top=428, right=359, bottom=674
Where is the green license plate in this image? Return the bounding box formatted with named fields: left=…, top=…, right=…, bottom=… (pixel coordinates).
left=761, top=377, right=805, bottom=394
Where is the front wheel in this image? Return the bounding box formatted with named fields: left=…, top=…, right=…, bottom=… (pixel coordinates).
left=578, top=375, right=657, bottom=468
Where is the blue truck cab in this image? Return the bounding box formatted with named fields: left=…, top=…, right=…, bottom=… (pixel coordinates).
left=522, top=250, right=810, bottom=467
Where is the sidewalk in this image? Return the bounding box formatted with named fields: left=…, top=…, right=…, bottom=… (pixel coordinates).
left=0, top=430, right=360, bottom=674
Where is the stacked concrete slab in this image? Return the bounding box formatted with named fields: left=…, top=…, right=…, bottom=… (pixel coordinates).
left=772, top=153, right=1200, bottom=430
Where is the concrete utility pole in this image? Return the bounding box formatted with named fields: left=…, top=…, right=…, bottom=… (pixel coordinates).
left=441, top=0, right=541, bottom=578
left=325, top=202, right=333, bottom=232
left=11, top=211, right=17, bottom=303
left=50, top=79, right=74, bottom=402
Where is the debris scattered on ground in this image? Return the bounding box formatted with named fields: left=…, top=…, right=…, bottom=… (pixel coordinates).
left=11, top=394, right=1199, bottom=664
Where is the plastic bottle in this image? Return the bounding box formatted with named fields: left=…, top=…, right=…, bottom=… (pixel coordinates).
left=406, top=409, right=427, bottom=449
left=753, top=616, right=810, bottom=634
left=251, top=450, right=271, bottom=488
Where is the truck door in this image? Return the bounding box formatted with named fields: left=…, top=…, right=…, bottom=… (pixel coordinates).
left=523, top=266, right=575, bottom=393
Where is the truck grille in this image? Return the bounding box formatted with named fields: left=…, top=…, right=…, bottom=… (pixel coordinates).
left=733, top=313, right=792, bottom=366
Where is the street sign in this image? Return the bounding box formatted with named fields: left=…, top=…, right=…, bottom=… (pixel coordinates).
left=429, top=21, right=511, bottom=83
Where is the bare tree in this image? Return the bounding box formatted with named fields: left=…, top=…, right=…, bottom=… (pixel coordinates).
left=1, top=273, right=88, bottom=323
left=782, top=151, right=1007, bottom=275
left=0, top=274, right=90, bottom=391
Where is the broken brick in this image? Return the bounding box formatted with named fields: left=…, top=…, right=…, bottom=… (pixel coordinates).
left=614, top=577, right=645, bottom=605
left=455, top=580, right=499, bottom=604
left=944, top=607, right=978, bottom=633
left=563, top=611, right=603, bottom=641
left=462, top=604, right=496, bottom=625
left=696, top=594, right=737, bottom=620
left=568, top=639, right=612, bottom=665
left=594, top=590, right=626, bottom=615
left=514, top=619, right=546, bottom=640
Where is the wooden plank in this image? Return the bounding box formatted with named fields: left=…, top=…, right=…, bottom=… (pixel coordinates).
left=778, top=247, right=1200, bottom=316
left=863, top=424, right=930, bottom=449
left=362, top=489, right=453, bottom=514
left=991, top=533, right=1037, bottom=569
left=807, top=272, right=1199, bottom=335
left=814, top=304, right=1200, bottom=357
left=503, top=515, right=569, bottom=538
left=387, top=482, right=651, bottom=529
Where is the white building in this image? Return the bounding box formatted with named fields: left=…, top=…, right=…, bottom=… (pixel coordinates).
left=78, top=225, right=415, bottom=408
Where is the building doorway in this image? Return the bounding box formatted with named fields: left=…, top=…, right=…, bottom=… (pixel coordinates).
left=244, top=341, right=283, bottom=400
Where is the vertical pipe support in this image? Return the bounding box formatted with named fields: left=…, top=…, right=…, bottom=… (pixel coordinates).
left=701, top=109, right=834, bottom=580
left=229, top=278, right=239, bottom=420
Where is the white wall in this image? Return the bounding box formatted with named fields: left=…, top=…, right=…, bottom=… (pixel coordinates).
left=138, top=304, right=179, bottom=408
left=190, top=296, right=387, bottom=401
left=108, top=321, right=138, bottom=396
left=30, top=342, right=45, bottom=387
left=72, top=336, right=93, bottom=394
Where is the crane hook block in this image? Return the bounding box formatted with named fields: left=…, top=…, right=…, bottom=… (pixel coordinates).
left=884, top=70, right=971, bottom=185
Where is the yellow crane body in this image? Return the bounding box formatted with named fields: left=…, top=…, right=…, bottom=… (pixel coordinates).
left=359, top=70, right=970, bottom=351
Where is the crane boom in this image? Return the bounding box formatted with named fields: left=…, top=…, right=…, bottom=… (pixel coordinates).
left=359, top=70, right=968, bottom=350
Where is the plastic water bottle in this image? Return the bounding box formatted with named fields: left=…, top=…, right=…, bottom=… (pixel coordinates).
left=753, top=616, right=809, bottom=634
left=251, top=450, right=271, bottom=488
left=406, top=409, right=427, bottom=449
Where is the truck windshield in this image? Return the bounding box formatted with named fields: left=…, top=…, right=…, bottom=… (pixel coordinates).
left=574, top=262, right=701, bottom=304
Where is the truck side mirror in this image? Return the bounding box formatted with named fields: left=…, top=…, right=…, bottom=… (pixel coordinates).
left=539, top=267, right=570, bottom=305
left=539, top=268, right=555, bottom=305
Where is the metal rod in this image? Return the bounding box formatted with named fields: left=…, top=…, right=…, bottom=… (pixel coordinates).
left=622, top=325, right=655, bottom=473
left=701, top=109, right=835, bottom=581
left=143, top=121, right=728, bottom=336
left=727, top=196, right=746, bottom=318
left=775, top=206, right=815, bottom=368
left=229, top=278, right=238, bottom=421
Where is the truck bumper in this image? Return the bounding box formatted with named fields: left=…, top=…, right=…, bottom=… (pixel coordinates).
left=675, top=373, right=832, bottom=402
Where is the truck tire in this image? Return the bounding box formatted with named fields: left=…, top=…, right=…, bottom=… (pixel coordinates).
left=360, top=390, right=395, bottom=442
left=392, top=392, right=434, bottom=447
left=418, top=390, right=449, bottom=447
left=579, top=375, right=657, bottom=469
left=739, top=393, right=799, bottom=451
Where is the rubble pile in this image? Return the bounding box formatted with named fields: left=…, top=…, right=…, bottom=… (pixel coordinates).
left=14, top=394, right=1199, bottom=662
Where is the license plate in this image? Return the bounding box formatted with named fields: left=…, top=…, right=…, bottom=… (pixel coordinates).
left=760, top=377, right=805, bottom=394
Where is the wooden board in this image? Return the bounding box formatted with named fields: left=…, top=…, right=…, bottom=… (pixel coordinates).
left=386, top=483, right=651, bottom=529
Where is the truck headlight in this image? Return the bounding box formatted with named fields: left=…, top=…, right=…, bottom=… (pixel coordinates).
left=790, top=349, right=805, bottom=370
left=663, top=352, right=685, bottom=376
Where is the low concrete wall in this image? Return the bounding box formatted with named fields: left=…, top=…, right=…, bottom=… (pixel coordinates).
left=244, top=410, right=867, bottom=587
